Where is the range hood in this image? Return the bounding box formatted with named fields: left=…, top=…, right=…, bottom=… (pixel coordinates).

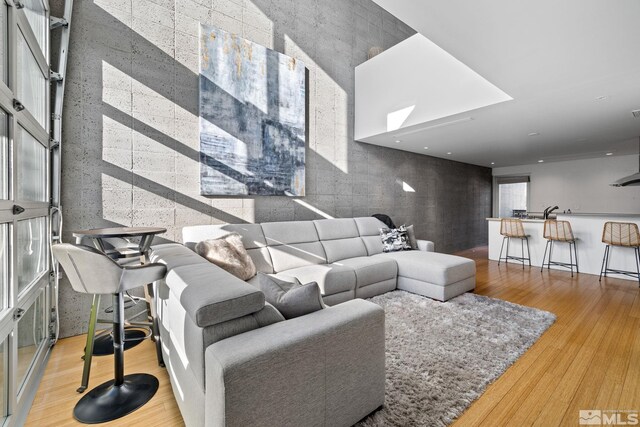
left=610, top=137, right=640, bottom=187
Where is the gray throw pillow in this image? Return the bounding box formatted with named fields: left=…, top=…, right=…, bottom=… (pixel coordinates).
left=405, top=224, right=418, bottom=249
left=195, top=233, right=257, bottom=280
left=255, top=273, right=324, bottom=319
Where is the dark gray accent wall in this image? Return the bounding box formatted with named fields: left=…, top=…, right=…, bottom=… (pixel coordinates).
left=58, top=0, right=491, bottom=337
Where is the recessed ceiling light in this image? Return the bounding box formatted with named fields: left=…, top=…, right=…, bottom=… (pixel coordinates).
left=491, top=162, right=495, bottom=165
left=395, top=140, right=401, bottom=143
left=446, top=152, right=452, bottom=155
left=606, top=152, right=613, bottom=156
left=423, top=147, right=428, bottom=149
left=538, top=159, right=544, bottom=163
left=528, top=132, right=540, bottom=137
left=595, top=95, right=608, bottom=101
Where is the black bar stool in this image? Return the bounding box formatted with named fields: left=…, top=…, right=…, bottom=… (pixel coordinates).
left=76, top=237, right=150, bottom=393
left=541, top=220, right=579, bottom=277
left=498, top=218, right=531, bottom=269
left=599, top=222, right=640, bottom=286
left=52, top=243, right=167, bottom=424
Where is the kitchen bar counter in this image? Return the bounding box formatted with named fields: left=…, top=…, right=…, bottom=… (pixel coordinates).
left=487, top=214, right=640, bottom=281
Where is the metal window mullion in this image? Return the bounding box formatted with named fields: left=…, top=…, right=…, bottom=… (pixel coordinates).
left=0, top=84, right=12, bottom=107
left=0, top=207, right=48, bottom=223
left=6, top=209, right=16, bottom=420
left=7, top=0, right=17, bottom=98
left=14, top=111, right=47, bottom=142
left=16, top=273, right=47, bottom=312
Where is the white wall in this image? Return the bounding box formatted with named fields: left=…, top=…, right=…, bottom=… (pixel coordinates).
left=354, top=34, right=511, bottom=141
left=493, top=155, right=640, bottom=214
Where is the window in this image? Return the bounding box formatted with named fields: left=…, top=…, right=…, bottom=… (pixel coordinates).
left=0, top=110, right=7, bottom=200
left=16, top=217, right=48, bottom=295
left=20, top=0, right=47, bottom=55
left=16, top=29, right=47, bottom=127
left=0, top=2, right=7, bottom=84
left=16, top=125, right=47, bottom=202
left=0, top=0, right=53, bottom=422
left=16, top=289, right=46, bottom=392
left=496, top=176, right=529, bottom=218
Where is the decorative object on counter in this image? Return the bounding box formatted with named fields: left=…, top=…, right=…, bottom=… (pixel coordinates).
left=541, top=220, right=579, bottom=277
left=512, top=209, right=527, bottom=219
left=498, top=218, right=531, bottom=269
left=599, top=222, right=640, bottom=286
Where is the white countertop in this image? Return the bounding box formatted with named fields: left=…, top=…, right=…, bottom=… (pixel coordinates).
left=486, top=218, right=545, bottom=223
left=557, top=213, right=640, bottom=218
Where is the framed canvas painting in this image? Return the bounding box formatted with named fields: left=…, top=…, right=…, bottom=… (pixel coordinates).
left=199, top=25, right=306, bottom=196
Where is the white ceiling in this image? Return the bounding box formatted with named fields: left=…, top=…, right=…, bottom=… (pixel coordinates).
left=362, top=0, right=640, bottom=167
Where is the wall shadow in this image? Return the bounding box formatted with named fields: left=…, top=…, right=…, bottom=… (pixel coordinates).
left=58, top=0, right=492, bottom=337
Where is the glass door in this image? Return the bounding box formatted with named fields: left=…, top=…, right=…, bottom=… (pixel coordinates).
left=0, top=0, right=53, bottom=424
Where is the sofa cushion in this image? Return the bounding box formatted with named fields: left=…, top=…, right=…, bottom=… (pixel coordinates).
left=262, top=221, right=320, bottom=245
left=333, top=256, right=397, bottom=289
left=360, top=236, right=384, bottom=256
left=321, top=237, right=368, bottom=263
left=254, top=273, right=325, bottom=319
left=267, top=242, right=327, bottom=273
left=150, top=243, right=210, bottom=271
left=195, top=233, right=257, bottom=281
left=376, top=251, right=475, bottom=286
left=183, top=224, right=268, bottom=250
left=182, top=224, right=274, bottom=273
left=354, top=217, right=387, bottom=237
left=166, top=263, right=265, bottom=327
left=354, top=217, right=387, bottom=255
left=262, top=221, right=327, bottom=272
left=314, top=218, right=360, bottom=240
left=274, top=264, right=356, bottom=296
left=314, top=218, right=368, bottom=262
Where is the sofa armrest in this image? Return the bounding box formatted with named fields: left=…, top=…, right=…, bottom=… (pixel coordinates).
left=205, top=299, right=385, bottom=427
left=417, top=239, right=435, bottom=252
left=166, top=263, right=264, bottom=328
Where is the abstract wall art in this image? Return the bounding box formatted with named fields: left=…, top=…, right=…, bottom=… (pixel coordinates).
left=199, top=25, right=306, bottom=196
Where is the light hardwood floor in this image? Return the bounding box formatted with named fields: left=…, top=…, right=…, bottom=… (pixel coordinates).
left=26, top=247, right=640, bottom=426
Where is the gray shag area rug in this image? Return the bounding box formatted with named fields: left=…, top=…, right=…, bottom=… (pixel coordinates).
left=357, top=290, right=556, bottom=427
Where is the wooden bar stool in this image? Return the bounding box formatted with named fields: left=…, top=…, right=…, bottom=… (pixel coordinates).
left=540, top=220, right=578, bottom=277
left=498, top=218, right=531, bottom=269
left=599, top=222, right=640, bottom=286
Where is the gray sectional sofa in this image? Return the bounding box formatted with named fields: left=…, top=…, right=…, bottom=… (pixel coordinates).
left=150, top=217, right=476, bottom=426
